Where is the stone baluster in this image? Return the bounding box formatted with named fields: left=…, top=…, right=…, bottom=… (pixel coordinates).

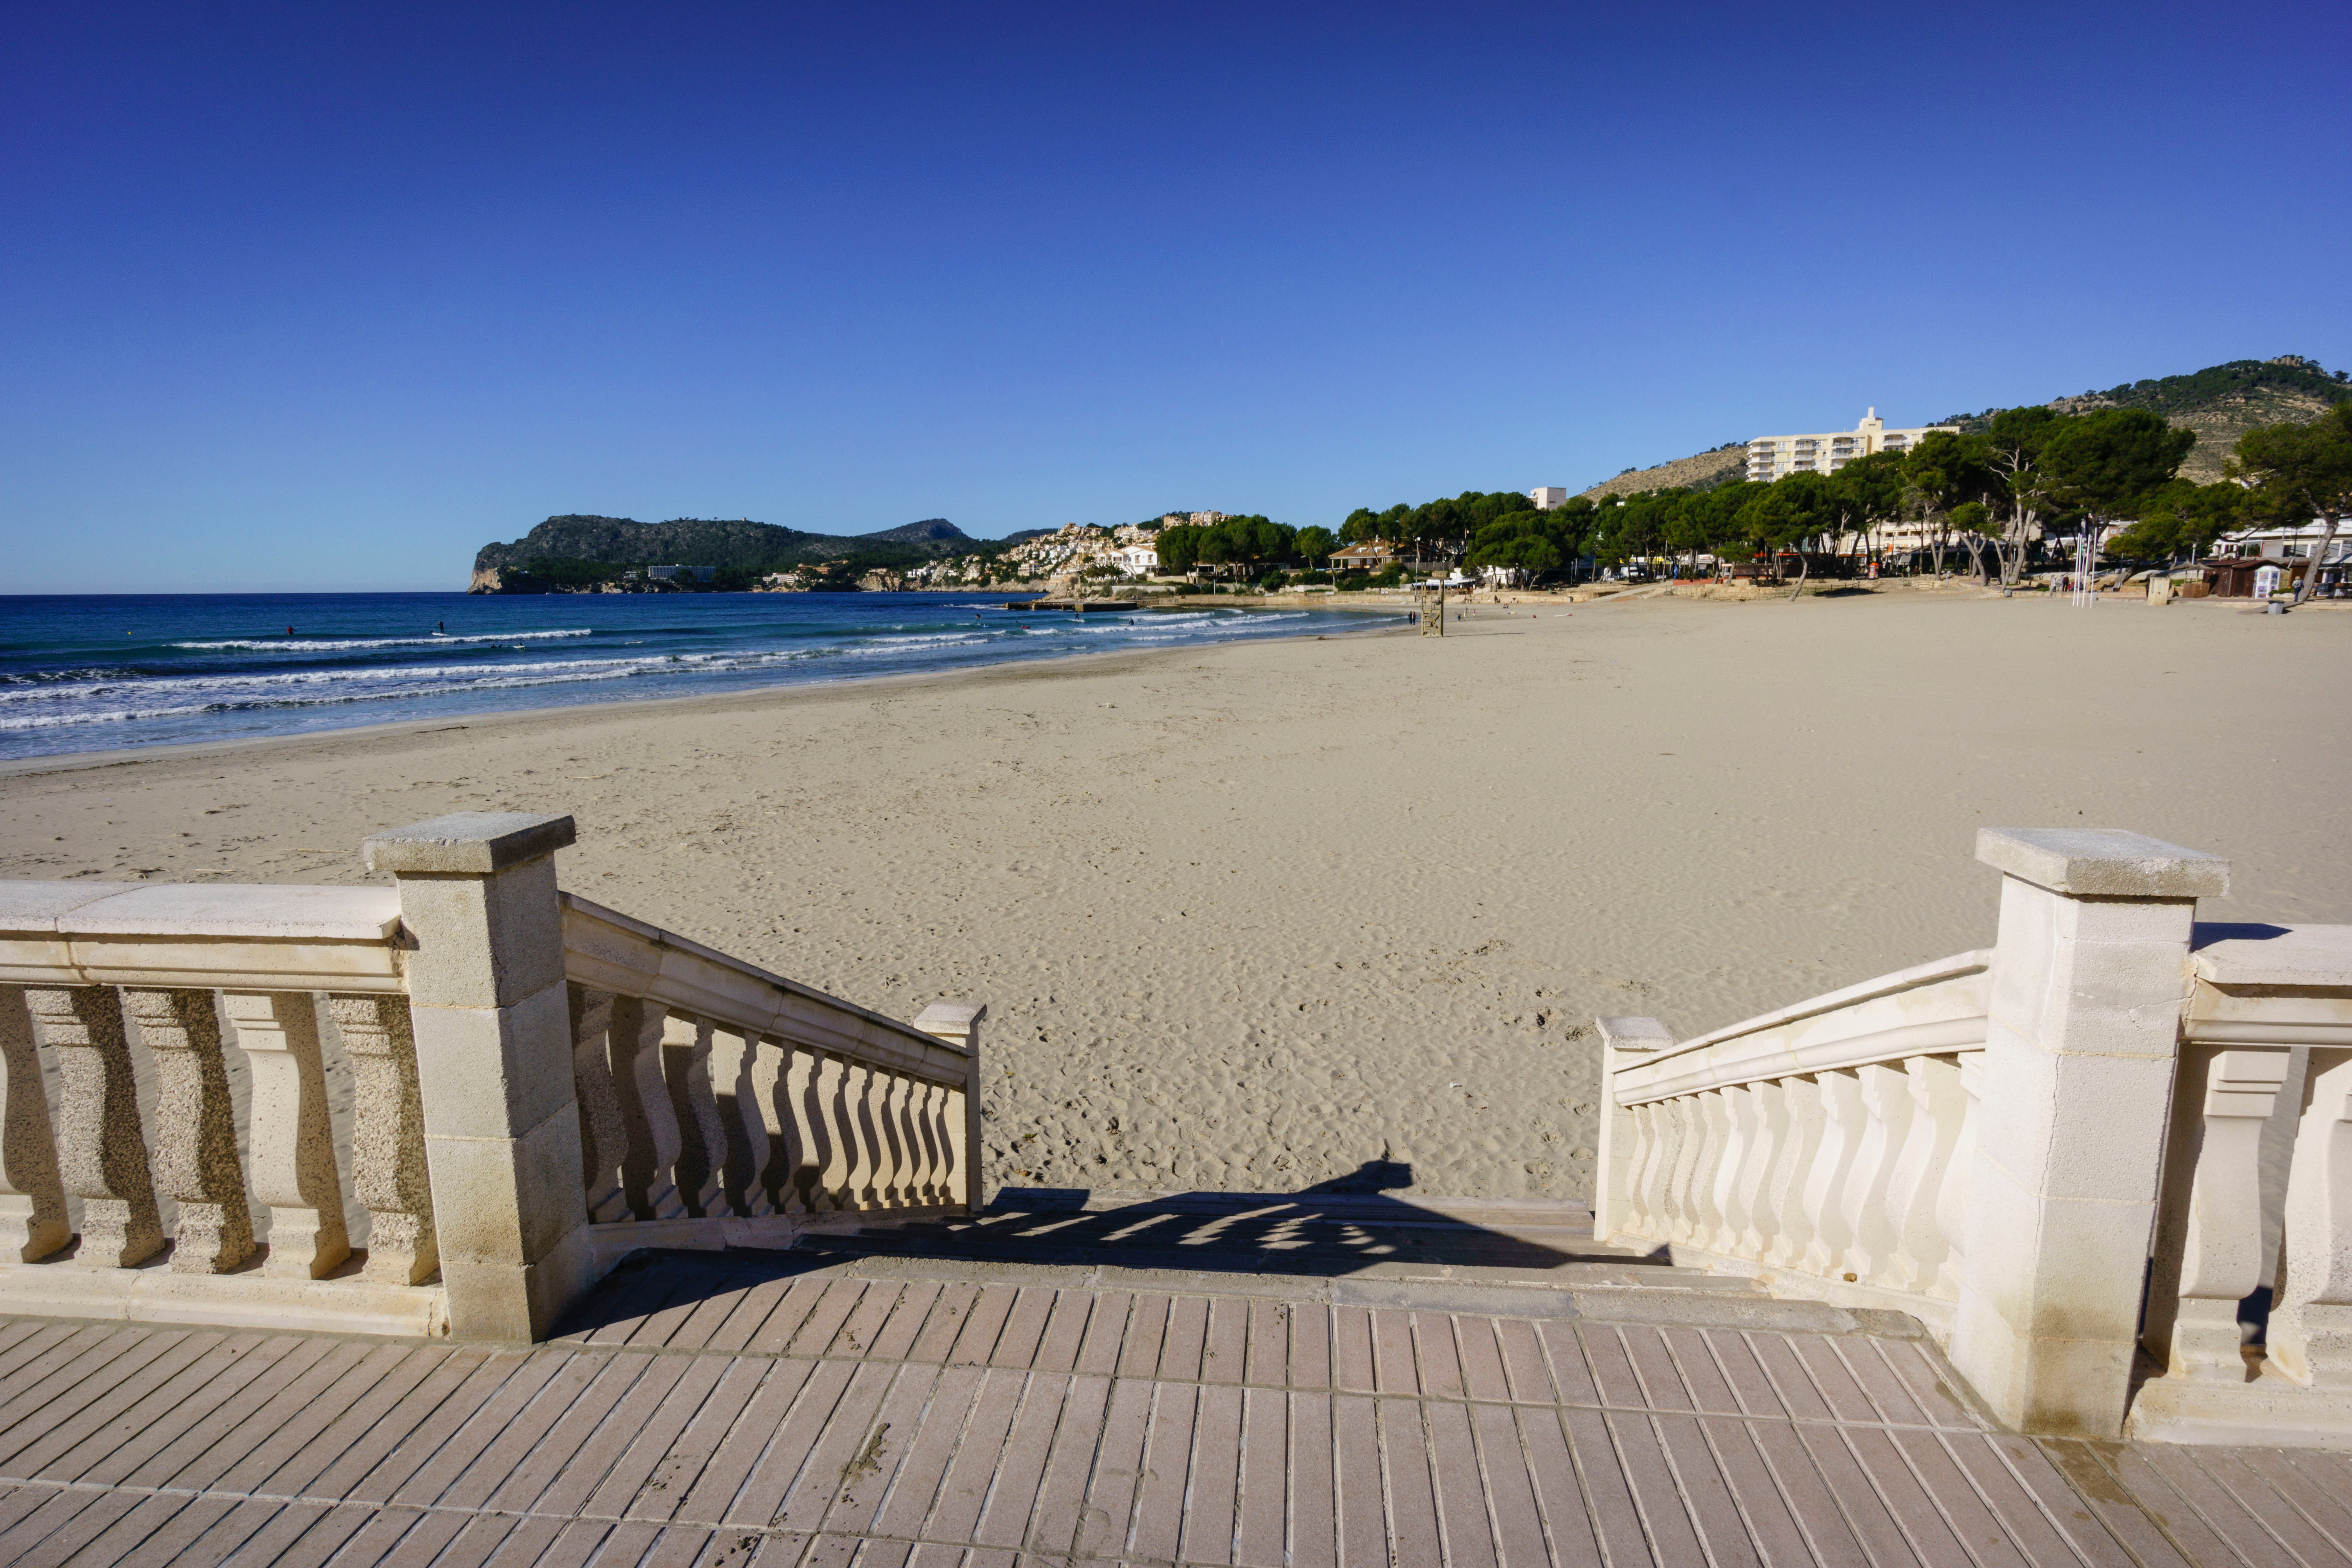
left=1760, top=1075, right=1826, bottom=1269
left=809, top=1051, right=851, bottom=1210
left=711, top=1027, right=774, bottom=1220
left=1686, top=1091, right=1729, bottom=1250
left=566, top=987, right=631, bottom=1224
left=327, top=995, right=437, bottom=1285
left=606, top=995, right=686, bottom=1221
left=223, top=991, right=349, bottom=1278
left=1933, top=1054, right=1982, bottom=1299
left=1631, top=1102, right=1674, bottom=1241
left=2144, top=1044, right=2291, bottom=1379
left=124, top=987, right=256, bottom=1274
left=1800, top=1069, right=1865, bottom=1276
left=0, top=985, right=72, bottom=1263
left=1951, top=828, right=2220, bottom=1438
left=847, top=1062, right=884, bottom=1213
left=29, top=985, right=164, bottom=1268
left=905, top=1078, right=942, bottom=1205
left=1710, top=1084, right=1758, bottom=1255
left=882, top=1071, right=916, bottom=1206
left=864, top=1065, right=903, bottom=1206
left=660, top=1013, right=731, bottom=1219
left=1732, top=1080, right=1788, bottom=1258
left=363, top=813, right=595, bottom=1341
left=1838, top=1061, right=1915, bottom=1283
left=1659, top=1097, right=1701, bottom=1245
left=2267, top=1049, right=2352, bottom=1387
left=1593, top=1016, right=1670, bottom=1245
left=1882, top=1054, right=1966, bottom=1293
left=915, top=1003, right=986, bottom=1211
left=778, top=1044, right=821, bottom=1213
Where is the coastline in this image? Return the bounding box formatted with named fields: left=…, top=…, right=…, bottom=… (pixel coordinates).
left=6, top=591, right=2343, bottom=1201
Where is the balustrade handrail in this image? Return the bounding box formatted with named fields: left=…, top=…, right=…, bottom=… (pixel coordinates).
left=557, top=892, right=971, bottom=1081
left=1610, top=949, right=1990, bottom=1105
left=0, top=881, right=407, bottom=993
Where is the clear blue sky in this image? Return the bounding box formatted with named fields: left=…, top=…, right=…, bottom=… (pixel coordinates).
left=5, top=2, right=2347, bottom=592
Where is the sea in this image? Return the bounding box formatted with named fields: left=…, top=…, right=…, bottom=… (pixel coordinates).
left=0, top=592, right=1389, bottom=763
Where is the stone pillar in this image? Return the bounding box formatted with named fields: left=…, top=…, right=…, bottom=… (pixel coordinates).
left=363, top=813, right=592, bottom=1342
left=1950, top=828, right=2224, bottom=1437
left=1593, top=1016, right=1670, bottom=1246
left=0, top=985, right=72, bottom=1263
left=915, top=1003, right=986, bottom=1212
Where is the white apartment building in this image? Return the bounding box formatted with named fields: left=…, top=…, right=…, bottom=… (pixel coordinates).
left=1745, top=408, right=1957, bottom=482
left=1529, top=486, right=1569, bottom=510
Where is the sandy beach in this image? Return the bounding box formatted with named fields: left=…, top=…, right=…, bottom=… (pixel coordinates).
left=4, top=590, right=2346, bottom=1203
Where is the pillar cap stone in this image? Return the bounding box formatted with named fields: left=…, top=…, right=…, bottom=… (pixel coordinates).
left=363, top=813, right=577, bottom=875
left=914, top=1001, right=987, bottom=1044
left=1597, top=1015, right=1674, bottom=1053
left=1975, top=827, right=2228, bottom=900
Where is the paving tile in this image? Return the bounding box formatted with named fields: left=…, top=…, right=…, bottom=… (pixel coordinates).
left=1985, top=1436, right=2151, bottom=1568
left=584, top=1354, right=739, bottom=1518
left=1742, top=1332, right=1837, bottom=1424
left=975, top=1373, right=1077, bottom=1550
left=94, top=1493, right=241, bottom=1568
left=1935, top=1432, right=2117, bottom=1568
left=1071, top=1291, right=1130, bottom=1376
left=866, top=1280, right=946, bottom=1363
left=433, top=1512, right=548, bottom=1568
left=373, top=1506, right=471, bottom=1568
left=1517, top=1408, right=1610, bottom=1568
left=31, top=1331, right=279, bottom=1486
left=581, top=1267, right=691, bottom=1346
left=1789, top=1336, right=1884, bottom=1426
left=0, top=1327, right=147, bottom=1435
left=865, top=1365, right=985, bottom=1541
left=1881, top=1426, right=2036, bottom=1568
left=634, top=1271, right=728, bottom=1350
left=126, top=1497, right=287, bottom=1568
left=988, top=1287, right=1056, bottom=1370
left=1370, top=1310, right=1420, bottom=1397
left=430, top=1349, right=617, bottom=1511
left=1115, top=1295, right=1169, bottom=1380
left=173, top=1341, right=410, bottom=1493
left=0, top=1483, right=61, bottom=1534
left=1537, top=1320, right=1603, bottom=1407
left=291, top=1347, right=512, bottom=1502
left=1331, top=1392, right=1387, bottom=1568
left=1423, top=1397, right=1499, bottom=1568
left=828, top=1281, right=906, bottom=1360
left=1875, top=1340, right=1979, bottom=1430
left=1379, top=1397, right=1444, bottom=1568
left=2237, top=1446, right=2352, bottom=1560
left=486, top=1351, right=669, bottom=1515
left=1157, top=1294, right=1209, bottom=1383
left=1835, top=1337, right=1936, bottom=1428
left=1024, top=1372, right=1113, bottom=1558
left=675, top=1358, right=825, bottom=1528
left=1739, top=1419, right=1871, bottom=1567
left=745, top=1277, right=839, bottom=1356
left=1030, top=1289, right=1093, bottom=1374
left=1330, top=1306, right=1375, bottom=1394
left=1795, top=1423, right=1936, bottom=1567
left=272, top=1500, right=396, bottom=1568
left=908, top=1283, right=982, bottom=1363
left=0, top=1330, right=191, bottom=1471
left=1227, top=1384, right=1287, bottom=1568
left=725, top=1358, right=863, bottom=1529
left=8, top=1329, right=228, bottom=1482
left=1126, top=1380, right=1200, bottom=1563
left=9, top=1487, right=145, bottom=1568
left=530, top=1517, right=626, bottom=1568
left=794, top=1281, right=878, bottom=1359
left=668, top=1279, right=764, bottom=1354
left=628, top=1356, right=775, bottom=1521
left=2174, top=1447, right=2333, bottom=1566
left=1177, top=1381, right=1244, bottom=1565
left=1289, top=1301, right=1331, bottom=1392
left=1464, top=1399, right=1546, bottom=1568
left=1621, top=1325, right=1701, bottom=1414
left=1202, top=1296, right=1249, bottom=1386
left=703, top=1276, right=803, bottom=1355
left=115, top=1334, right=339, bottom=1488
left=927, top=1368, right=1037, bottom=1545
left=764, top=1361, right=900, bottom=1536
left=1702, top=1330, right=1791, bottom=1422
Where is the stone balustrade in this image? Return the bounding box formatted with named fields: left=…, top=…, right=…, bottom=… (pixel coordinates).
left=1599, top=826, right=2352, bottom=1445
left=0, top=812, right=985, bottom=1345
left=1595, top=949, right=1989, bottom=1336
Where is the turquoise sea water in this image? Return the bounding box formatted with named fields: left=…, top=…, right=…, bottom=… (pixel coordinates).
left=0, top=592, right=1387, bottom=762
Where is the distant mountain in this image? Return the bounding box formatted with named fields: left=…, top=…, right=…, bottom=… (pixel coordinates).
left=471, top=514, right=975, bottom=579
left=1584, top=355, right=2350, bottom=496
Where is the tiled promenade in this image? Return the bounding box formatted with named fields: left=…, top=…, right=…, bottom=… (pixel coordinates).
left=3, top=1197, right=2350, bottom=1566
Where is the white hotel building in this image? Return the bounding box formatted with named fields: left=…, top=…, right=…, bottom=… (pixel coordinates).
left=1745, top=408, right=1957, bottom=482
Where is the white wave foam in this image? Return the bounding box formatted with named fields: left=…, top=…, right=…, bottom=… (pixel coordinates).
left=172, top=629, right=593, bottom=652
